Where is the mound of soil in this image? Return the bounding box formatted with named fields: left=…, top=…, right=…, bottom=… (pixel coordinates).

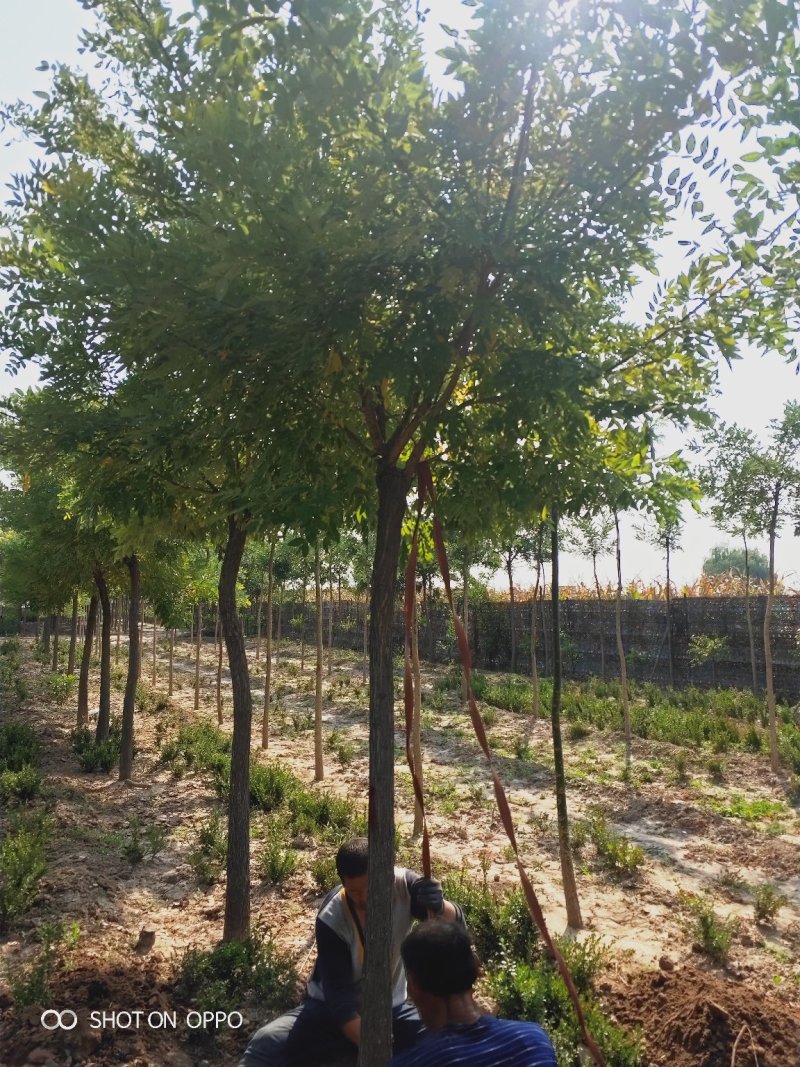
left=604, top=966, right=800, bottom=1067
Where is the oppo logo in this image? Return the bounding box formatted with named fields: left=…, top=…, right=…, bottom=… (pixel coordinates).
left=41, top=1009, right=78, bottom=1031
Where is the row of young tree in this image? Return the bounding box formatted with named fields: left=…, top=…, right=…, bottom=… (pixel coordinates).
left=1, top=1, right=798, bottom=1061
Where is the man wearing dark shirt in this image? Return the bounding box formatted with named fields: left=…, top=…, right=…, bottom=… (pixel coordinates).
left=389, top=921, right=557, bottom=1067
left=237, top=838, right=464, bottom=1066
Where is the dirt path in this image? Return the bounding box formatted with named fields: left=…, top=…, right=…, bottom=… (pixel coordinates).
left=1, top=637, right=799, bottom=1066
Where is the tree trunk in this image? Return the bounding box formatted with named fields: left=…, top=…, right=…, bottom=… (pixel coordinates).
left=42, top=614, right=52, bottom=655
left=169, top=628, right=175, bottom=696
left=540, top=590, right=550, bottom=675
left=411, top=593, right=424, bottom=837
left=194, top=603, right=202, bottom=711
left=77, top=594, right=98, bottom=728
left=94, top=568, right=112, bottom=744
left=67, top=592, right=78, bottom=676
left=592, top=553, right=605, bottom=681
left=359, top=462, right=407, bottom=1067
left=765, top=495, right=780, bottom=773
left=262, top=541, right=275, bottom=749
left=51, top=612, right=59, bottom=672
left=137, top=604, right=143, bottom=678
left=665, top=538, right=674, bottom=688
left=314, top=542, right=325, bottom=781
left=220, top=515, right=252, bottom=944
left=550, top=514, right=583, bottom=930
left=507, top=558, right=517, bottom=674
left=115, top=599, right=122, bottom=663
left=614, top=513, right=631, bottom=773
left=743, top=533, right=758, bottom=694
left=119, top=555, right=140, bottom=782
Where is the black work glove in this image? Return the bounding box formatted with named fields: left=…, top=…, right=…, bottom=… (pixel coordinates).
left=411, top=877, right=444, bottom=917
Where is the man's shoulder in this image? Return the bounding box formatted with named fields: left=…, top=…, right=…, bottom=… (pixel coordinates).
left=388, top=1016, right=556, bottom=1067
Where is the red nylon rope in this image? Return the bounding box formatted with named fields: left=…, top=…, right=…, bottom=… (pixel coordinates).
left=410, top=460, right=606, bottom=1067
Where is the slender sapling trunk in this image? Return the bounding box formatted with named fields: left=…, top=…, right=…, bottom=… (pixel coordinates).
left=119, top=555, right=140, bottom=781
left=77, top=594, right=98, bottom=728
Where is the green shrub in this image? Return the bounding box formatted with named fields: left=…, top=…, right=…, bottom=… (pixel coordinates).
left=71, top=720, right=122, bottom=773
left=753, top=882, right=788, bottom=926
left=778, top=725, right=800, bottom=774
left=481, top=706, right=498, bottom=727
left=188, top=810, right=228, bottom=886
left=568, top=721, right=591, bottom=742
left=159, top=721, right=231, bottom=777
left=41, top=673, right=77, bottom=705
left=681, top=893, right=737, bottom=963
left=6, top=919, right=77, bottom=1008
left=673, top=751, right=689, bottom=783
left=249, top=762, right=299, bottom=812
left=121, top=818, right=146, bottom=865
left=0, top=764, right=42, bottom=804
left=311, top=853, right=340, bottom=894
left=585, top=815, right=645, bottom=878
left=0, top=638, right=21, bottom=655
left=743, top=725, right=763, bottom=752
left=0, top=812, right=50, bottom=933
left=705, top=757, right=726, bottom=782
left=441, top=868, right=538, bottom=966
left=288, top=789, right=362, bottom=840
left=177, top=929, right=296, bottom=1033
left=260, top=828, right=298, bottom=886
left=0, top=723, right=40, bottom=774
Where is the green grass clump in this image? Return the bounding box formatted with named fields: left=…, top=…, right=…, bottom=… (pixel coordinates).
left=260, top=823, right=298, bottom=885
left=287, top=788, right=364, bottom=840
left=159, top=720, right=231, bottom=779
left=177, top=930, right=296, bottom=1035
left=8, top=919, right=80, bottom=1008
left=310, top=853, right=340, bottom=895
left=711, top=794, right=786, bottom=822
left=249, top=762, right=298, bottom=811
left=0, top=812, right=51, bottom=933
left=0, top=722, right=40, bottom=774
left=473, top=674, right=534, bottom=713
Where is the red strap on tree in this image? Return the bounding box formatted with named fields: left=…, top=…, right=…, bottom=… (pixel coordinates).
left=404, top=460, right=605, bottom=1067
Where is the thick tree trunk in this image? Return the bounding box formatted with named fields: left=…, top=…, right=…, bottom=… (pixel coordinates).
left=592, top=554, right=606, bottom=680
left=550, top=515, right=583, bottom=930
left=77, top=594, right=98, bottom=728
left=743, top=534, right=758, bottom=694
left=220, top=516, right=252, bottom=944
left=765, top=500, right=780, bottom=772
left=194, top=603, right=202, bottom=711
left=67, top=592, right=78, bottom=676
left=169, top=628, right=175, bottom=696
left=614, top=514, right=631, bottom=773
left=411, top=594, right=424, bottom=837
left=119, top=555, right=140, bottom=782
left=94, top=568, right=112, bottom=744
left=51, top=612, right=59, bottom=672
left=262, top=541, right=275, bottom=749
left=359, top=462, right=407, bottom=1067
left=314, top=542, right=324, bottom=781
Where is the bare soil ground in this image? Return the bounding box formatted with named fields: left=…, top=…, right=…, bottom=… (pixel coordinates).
left=1, top=635, right=799, bottom=1067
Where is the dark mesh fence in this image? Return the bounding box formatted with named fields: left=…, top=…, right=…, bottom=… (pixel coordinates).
left=239, top=595, right=800, bottom=701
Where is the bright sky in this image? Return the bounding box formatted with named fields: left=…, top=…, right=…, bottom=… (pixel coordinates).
left=1, top=1, right=799, bottom=590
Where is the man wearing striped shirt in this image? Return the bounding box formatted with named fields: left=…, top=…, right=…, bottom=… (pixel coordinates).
left=390, top=921, right=557, bottom=1067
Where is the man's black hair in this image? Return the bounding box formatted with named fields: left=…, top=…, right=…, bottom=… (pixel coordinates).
left=401, top=921, right=479, bottom=996
left=335, top=837, right=369, bottom=880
